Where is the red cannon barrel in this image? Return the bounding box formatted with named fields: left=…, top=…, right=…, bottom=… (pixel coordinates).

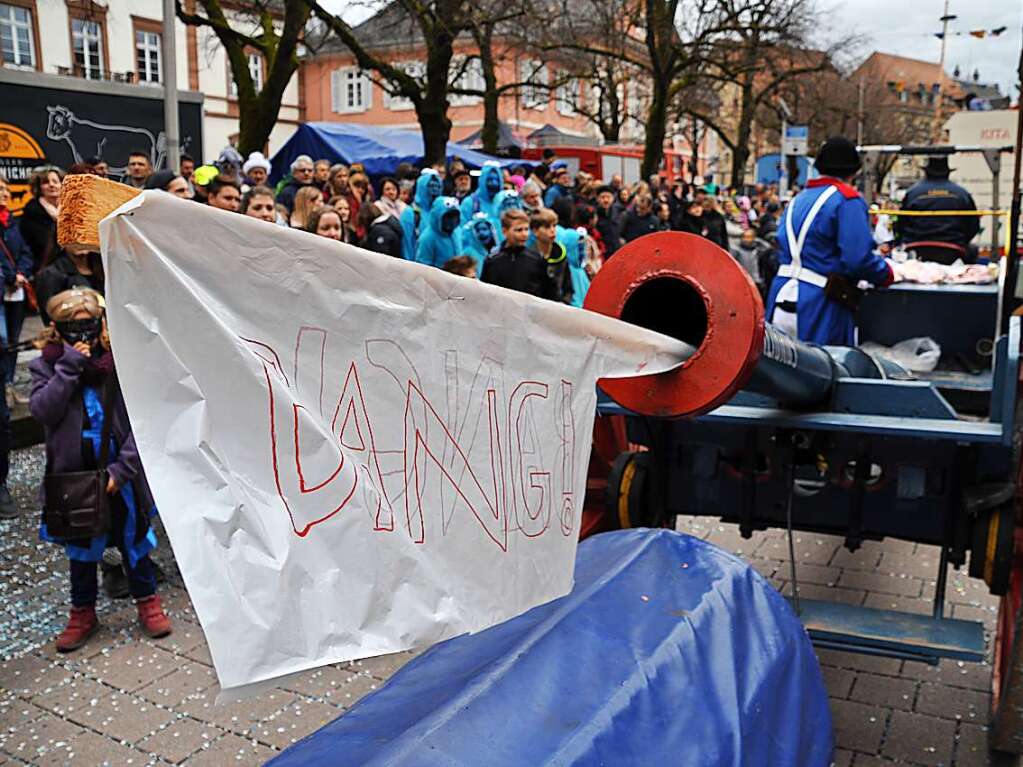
left=584, top=232, right=847, bottom=418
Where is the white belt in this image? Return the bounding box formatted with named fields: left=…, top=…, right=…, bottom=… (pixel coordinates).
left=777, top=263, right=828, bottom=288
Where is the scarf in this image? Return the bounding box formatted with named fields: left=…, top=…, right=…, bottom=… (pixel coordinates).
left=39, top=197, right=60, bottom=221
left=0, top=208, right=9, bottom=229
left=42, top=344, right=115, bottom=385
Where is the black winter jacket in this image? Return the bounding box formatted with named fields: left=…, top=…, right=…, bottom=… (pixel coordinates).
left=596, top=206, right=623, bottom=257
left=619, top=210, right=660, bottom=243
left=897, top=177, right=980, bottom=248
left=363, top=215, right=404, bottom=259
left=481, top=244, right=560, bottom=301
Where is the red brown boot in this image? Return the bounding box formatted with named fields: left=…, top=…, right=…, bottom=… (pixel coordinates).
left=56, top=606, right=99, bottom=653
left=136, top=594, right=172, bottom=638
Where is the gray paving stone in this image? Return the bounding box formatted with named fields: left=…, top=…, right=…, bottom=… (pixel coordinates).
left=900, top=659, right=994, bottom=693
left=915, top=682, right=990, bottom=723
left=186, top=732, right=276, bottom=767
left=35, top=729, right=148, bottom=766
left=850, top=672, right=917, bottom=711
left=245, top=698, right=341, bottom=749
left=954, top=723, right=994, bottom=767
left=81, top=644, right=178, bottom=693
left=817, top=648, right=903, bottom=677
left=137, top=717, right=224, bottom=764
left=821, top=665, right=857, bottom=698
left=838, top=569, right=925, bottom=598
left=830, top=698, right=887, bottom=753
left=881, top=709, right=957, bottom=764
left=830, top=541, right=885, bottom=571
left=66, top=688, right=175, bottom=745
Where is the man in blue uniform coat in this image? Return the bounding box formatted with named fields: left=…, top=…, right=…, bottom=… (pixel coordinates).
left=766, top=136, right=893, bottom=346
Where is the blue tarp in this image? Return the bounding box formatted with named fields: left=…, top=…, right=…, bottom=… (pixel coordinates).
left=269, top=123, right=526, bottom=182
left=268, top=529, right=833, bottom=767
left=754, top=153, right=818, bottom=186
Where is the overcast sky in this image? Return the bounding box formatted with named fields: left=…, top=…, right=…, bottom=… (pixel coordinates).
left=321, top=0, right=1022, bottom=98
left=826, top=1, right=1021, bottom=96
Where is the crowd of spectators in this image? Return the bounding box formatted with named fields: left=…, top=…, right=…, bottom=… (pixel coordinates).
left=0, top=144, right=795, bottom=529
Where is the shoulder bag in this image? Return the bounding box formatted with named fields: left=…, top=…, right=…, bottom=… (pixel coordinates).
left=42, top=374, right=117, bottom=539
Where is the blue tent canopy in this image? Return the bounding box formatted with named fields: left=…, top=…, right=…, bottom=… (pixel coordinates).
left=268, top=529, right=833, bottom=767
left=269, top=123, right=527, bottom=183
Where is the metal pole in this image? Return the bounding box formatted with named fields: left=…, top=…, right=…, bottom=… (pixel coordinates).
left=932, top=0, right=953, bottom=142
left=779, top=115, right=788, bottom=198
left=997, top=25, right=1023, bottom=336
left=162, top=0, right=180, bottom=171
left=992, top=158, right=1001, bottom=258
left=856, top=77, right=864, bottom=147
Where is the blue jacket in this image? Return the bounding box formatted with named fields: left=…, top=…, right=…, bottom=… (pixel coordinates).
left=544, top=183, right=571, bottom=209
left=765, top=179, right=891, bottom=346
left=460, top=162, right=503, bottom=224
left=492, top=190, right=524, bottom=243
left=400, top=170, right=443, bottom=260
left=456, top=214, right=497, bottom=276
left=415, top=197, right=461, bottom=269
left=555, top=225, right=589, bottom=308
left=0, top=213, right=32, bottom=286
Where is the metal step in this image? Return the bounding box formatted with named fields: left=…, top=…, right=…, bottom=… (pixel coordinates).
left=789, top=598, right=986, bottom=664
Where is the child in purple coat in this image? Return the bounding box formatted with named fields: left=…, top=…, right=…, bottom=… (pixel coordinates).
left=30, top=288, right=172, bottom=652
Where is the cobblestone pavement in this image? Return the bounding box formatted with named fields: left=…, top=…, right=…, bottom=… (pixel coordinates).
left=0, top=441, right=1019, bottom=765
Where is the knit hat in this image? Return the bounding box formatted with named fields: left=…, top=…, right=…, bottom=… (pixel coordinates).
left=814, top=136, right=861, bottom=177
left=143, top=169, right=178, bottom=191
left=243, top=151, right=272, bottom=175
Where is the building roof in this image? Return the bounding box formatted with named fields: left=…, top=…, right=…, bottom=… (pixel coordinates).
left=311, top=3, right=431, bottom=55
left=852, top=51, right=964, bottom=100
left=954, top=79, right=1010, bottom=108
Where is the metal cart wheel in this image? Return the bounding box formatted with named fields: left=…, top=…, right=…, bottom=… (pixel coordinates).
left=580, top=415, right=630, bottom=540
left=989, top=404, right=1023, bottom=754
left=990, top=546, right=1023, bottom=753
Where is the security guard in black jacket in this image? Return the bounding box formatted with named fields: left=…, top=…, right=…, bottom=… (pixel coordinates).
left=896, top=156, right=979, bottom=264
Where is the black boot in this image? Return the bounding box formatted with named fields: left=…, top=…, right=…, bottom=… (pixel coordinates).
left=101, top=550, right=130, bottom=599
left=0, top=484, right=17, bottom=519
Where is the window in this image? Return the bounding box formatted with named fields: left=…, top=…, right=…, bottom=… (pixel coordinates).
left=71, top=17, right=103, bottom=80
left=331, top=67, right=372, bottom=113
left=229, top=52, right=263, bottom=97
left=555, top=78, right=578, bottom=116
left=450, top=56, right=484, bottom=106
left=0, top=2, right=35, bottom=68
left=386, top=60, right=424, bottom=111
left=520, top=60, right=548, bottom=110
left=135, top=29, right=161, bottom=83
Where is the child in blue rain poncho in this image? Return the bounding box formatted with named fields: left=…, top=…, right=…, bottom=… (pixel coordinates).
left=460, top=162, right=504, bottom=224
left=400, top=169, right=444, bottom=260
left=550, top=197, right=590, bottom=308
left=492, top=190, right=524, bottom=243
left=456, top=213, right=498, bottom=276
left=415, top=196, right=462, bottom=269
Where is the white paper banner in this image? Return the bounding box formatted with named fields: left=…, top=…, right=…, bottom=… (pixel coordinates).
left=99, top=192, right=686, bottom=694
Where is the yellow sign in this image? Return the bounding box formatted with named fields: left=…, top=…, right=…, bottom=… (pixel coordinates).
left=0, top=123, right=46, bottom=216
